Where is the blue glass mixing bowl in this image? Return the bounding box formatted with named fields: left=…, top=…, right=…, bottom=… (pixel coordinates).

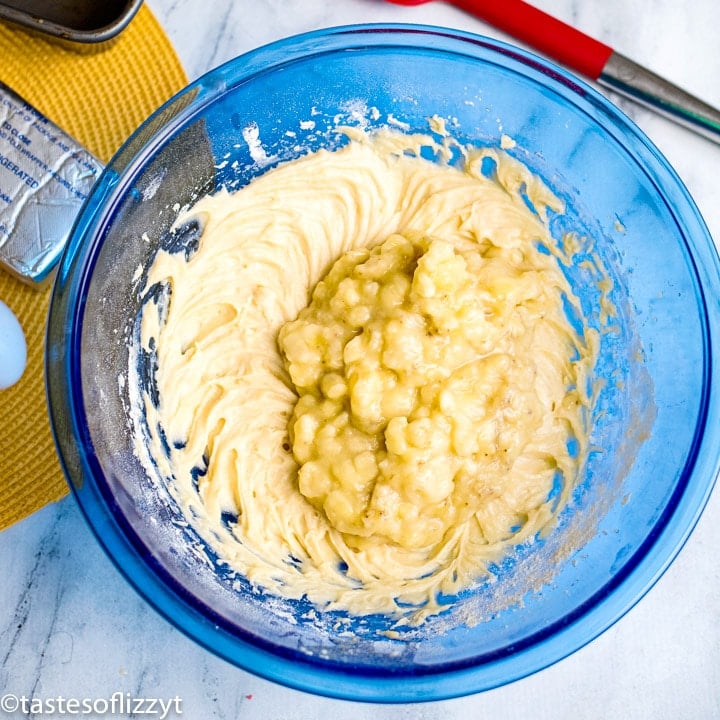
left=46, top=24, right=720, bottom=702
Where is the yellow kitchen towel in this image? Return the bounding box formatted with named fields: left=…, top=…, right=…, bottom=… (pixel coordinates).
left=0, top=4, right=188, bottom=530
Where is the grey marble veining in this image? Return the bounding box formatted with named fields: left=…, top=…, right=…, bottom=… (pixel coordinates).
left=2, top=1, right=720, bottom=717
left=156, top=0, right=720, bottom=233
left=2, top=492, right=719, bottom=718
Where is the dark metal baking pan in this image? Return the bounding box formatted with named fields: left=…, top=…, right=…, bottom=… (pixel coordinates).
left=0, top=0, right=143, bottom=43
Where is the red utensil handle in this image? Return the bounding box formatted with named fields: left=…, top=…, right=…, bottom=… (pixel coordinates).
left=451, top=0, right=613, bottom=79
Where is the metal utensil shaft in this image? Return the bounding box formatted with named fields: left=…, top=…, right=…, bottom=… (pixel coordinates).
left=599, top=52, right=720, bottom=143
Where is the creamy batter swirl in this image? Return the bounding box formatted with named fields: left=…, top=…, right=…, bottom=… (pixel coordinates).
left=133, top=126, right=598, bottom=619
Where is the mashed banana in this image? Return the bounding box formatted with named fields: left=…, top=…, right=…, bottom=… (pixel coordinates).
left=134, top=125, right=598, bottom=619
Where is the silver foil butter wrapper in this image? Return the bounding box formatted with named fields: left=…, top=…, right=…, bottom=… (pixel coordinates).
left=0, top=82, right=103, bottom=286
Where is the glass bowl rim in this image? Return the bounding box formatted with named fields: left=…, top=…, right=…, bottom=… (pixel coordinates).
left=46, top=22, right=720, bottom=703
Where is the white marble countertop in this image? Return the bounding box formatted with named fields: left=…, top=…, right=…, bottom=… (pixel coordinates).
left=2, top=1, right=720, bottom=718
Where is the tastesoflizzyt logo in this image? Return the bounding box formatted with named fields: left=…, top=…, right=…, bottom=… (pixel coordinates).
left=0, top=691, right=182, bottom=718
